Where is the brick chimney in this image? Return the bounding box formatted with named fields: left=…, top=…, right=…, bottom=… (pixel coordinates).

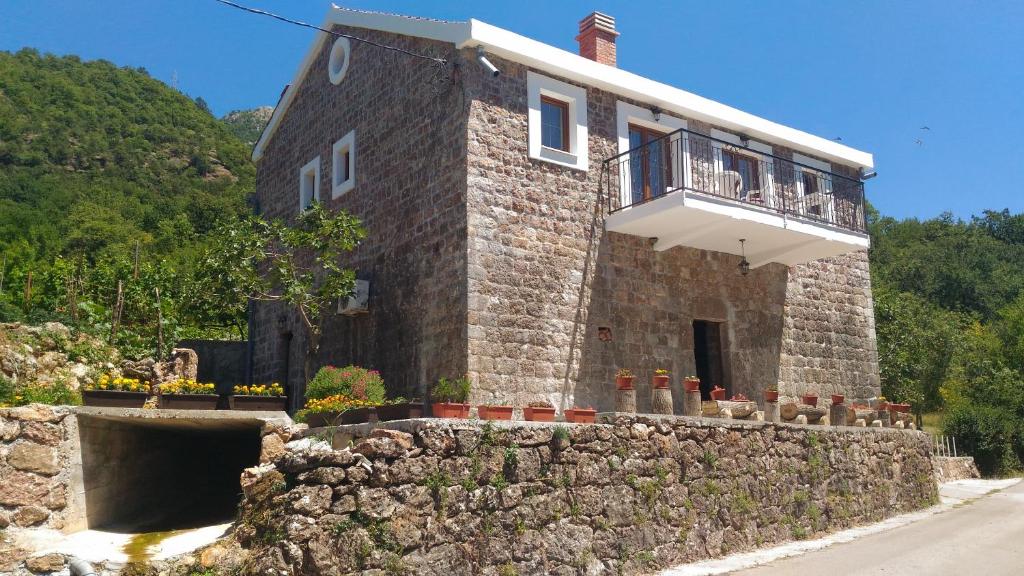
left=576, top=12, right=619, bottom=67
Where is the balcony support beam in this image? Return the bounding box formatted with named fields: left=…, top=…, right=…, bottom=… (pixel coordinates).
left=653, top=220, right=726, bottom=252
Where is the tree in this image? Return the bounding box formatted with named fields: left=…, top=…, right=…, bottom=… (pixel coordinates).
left=205, top=203, right=365, bottom=406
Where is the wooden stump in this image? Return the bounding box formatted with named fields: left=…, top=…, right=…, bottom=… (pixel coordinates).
left=829, top=405, right=848, bottom=427
left=764, top=402, right=780, bottom=423
left=651, top=388, right=674, bottom=415
left=781, top=403, right=827, bottom=424
left=716, top=400, right=757, bottom=419
left=615, top=388, right=637, bottom=413
left=854, top=409, right=878, bottom=423
left=682, top=390, right=702, bottom=417
left=854, top=419, right=866, bottom=427
left=878, top=410, right=891, bottom=427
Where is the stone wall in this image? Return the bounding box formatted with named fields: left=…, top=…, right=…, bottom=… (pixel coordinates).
left=237, top=415, right=937, bottom=575
left=0, top=405, right=79, bottom=532
left=932, top=456, right=981, bottom=483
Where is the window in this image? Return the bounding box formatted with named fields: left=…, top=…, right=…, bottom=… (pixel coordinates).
left=332, top=130, right=356, bottom=198
left=328, top=38, right=351, bottom=85
left=540, top=96, right=569, bottom=151
left=298, top=157, right=320, bottom=211
left=614, top=101, right=688, bottom=208
left=628, top=124, right=670, bottom=204
left=527, top=71, right=588, bottom=170
left=793, top=153, right=833, bottom=219
left=721, top=148, right=761, bottom=195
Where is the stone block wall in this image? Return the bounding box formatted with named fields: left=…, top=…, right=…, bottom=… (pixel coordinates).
left=236, top=415, right=937, bottom=575
left=932, top=456, right=981, bottom=483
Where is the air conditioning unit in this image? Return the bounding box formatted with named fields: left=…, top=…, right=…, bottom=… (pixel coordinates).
left=338, top=279, right=370, bottom=315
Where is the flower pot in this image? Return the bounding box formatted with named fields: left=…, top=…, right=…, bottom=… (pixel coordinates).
left=892, top=403, right=910, bottom=414
left=82, top=389, right=149, bottom=408
left=801, top=394, right=818, bottom=407
left=161, top=394, right=219, bottom=410
left=763, top=390, right=779, bottom=403
left=523, top=406, right=556, bottom=422
left=340, top=406, right=377, bottom=424
left=564, top=408, right=597, bottom=424
left=710, top=388, right=725, bottom=401
left=478, top=405, right=514, bottom=421
left=615, top=376, right=635, bottom=390
left=683, top=379, right=701, bottom=393
left=376, top=402, right=425, bottom=421
left=303, top=410, right=341, bottom=428
left=230, top=395, right=287, bottom=411
left=652, top=375, right=670, bottom=389
left=830, top=394, right=845, bottom=406
left=432, top=402, right=471, bottom=419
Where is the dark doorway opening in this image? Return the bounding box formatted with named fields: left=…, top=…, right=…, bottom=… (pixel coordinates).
left=77, top=415, right=262, bottom=532
left=693, top=320, right=726, bottom=400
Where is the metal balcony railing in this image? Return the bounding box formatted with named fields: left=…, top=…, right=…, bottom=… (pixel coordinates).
left=603, top=128, right=867, bottom=233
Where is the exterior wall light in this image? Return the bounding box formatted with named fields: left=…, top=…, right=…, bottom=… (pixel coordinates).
left=738, top=239, right=750, bottom=276
left=476, top=47, right=500, bottom=77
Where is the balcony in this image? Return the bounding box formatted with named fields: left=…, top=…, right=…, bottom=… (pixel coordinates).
left=602, top=128, right=869, bottom=268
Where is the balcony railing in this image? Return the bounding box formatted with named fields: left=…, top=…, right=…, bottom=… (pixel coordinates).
left=603, top=128, right=867, bottom=233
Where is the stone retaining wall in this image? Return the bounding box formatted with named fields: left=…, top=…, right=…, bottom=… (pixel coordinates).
left=238, top=415, right=938, bottom=575
left=932, top=456, right=981, bottom=483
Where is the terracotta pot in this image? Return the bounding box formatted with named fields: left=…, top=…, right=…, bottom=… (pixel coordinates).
left=523, top=406, right=556, bottom=422
left=683, top=379, right=701, bottom=393
left=478, top=405, right=514, bottom=420
left=160, top=394, right=219, bottom=410
left=376, top=402, right=425, bottom=421
left=877, top=401, right=890, bottom=411
left=801, top=394, right=819, bottom=407
left=564, top=408, right=597, bottom=424
left=710, top=388, right=725, bottom=401
left=615, top=376, right=635, bottom=390
left=652, top=375, right=670, bottom=389
left=82, top=389, right=148, bottom=408
left=763, top=390, right=779, bottom=403
left=230, top=395, right=287, bottom=411
left=432, top=402, right=471, bottom=419
left=892, top=403, right=911, bottom=414
left=830, top=394, right=845, bottom=406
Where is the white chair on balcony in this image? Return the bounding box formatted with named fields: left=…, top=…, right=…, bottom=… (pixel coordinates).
left=718, top=171, right=743, bottom=199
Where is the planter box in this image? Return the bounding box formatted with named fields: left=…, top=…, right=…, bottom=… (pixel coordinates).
left=230, top=395, right=286, bottom=411
left=523, top=406, right=556, bottom=422
left=564, top=408, right=596, bottom=424
left=376, top=403, right=425, bottom=422
left=161, top=394, right=219, bottom=410
left=478, top=405, right=513, bottom=420
left=432, top=402, right=470, bottom=419
left=303, top=410, right=340, bottom=428
left=339, top=406, right=377, bottom=424
left=82, top=389, right=149, bottom=409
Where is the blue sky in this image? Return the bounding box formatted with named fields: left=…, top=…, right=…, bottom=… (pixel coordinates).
left=2, top=0, right=1022, bottom=221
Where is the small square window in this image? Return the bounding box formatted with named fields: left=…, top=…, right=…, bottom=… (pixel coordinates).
left=298, top=156, right=320, bottom=211
left=540, top=96, right=569, bottom=151
left=332, top=130, right=356, bottom=198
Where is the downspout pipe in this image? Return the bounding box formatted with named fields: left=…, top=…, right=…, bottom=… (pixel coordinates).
left=68, top=556, right=97, bottom=576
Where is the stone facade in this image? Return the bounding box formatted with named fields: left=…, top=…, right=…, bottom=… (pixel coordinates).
left=932, top=456, right=981, bottom=483
left=252, top=22, right=881, bottom=410
left=235, top=416, right=937, bottom=575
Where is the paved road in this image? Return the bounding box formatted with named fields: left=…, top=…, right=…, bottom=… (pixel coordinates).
left=729, top=480, right=1024, bottom=575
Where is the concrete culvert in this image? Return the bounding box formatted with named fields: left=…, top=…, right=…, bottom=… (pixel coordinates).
left=75, top=412, right=263, bottom=532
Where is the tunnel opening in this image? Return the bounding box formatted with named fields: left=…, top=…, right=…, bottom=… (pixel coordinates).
left=76, top=414, right=262, bottom=533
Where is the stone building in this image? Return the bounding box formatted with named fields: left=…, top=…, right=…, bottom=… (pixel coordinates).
left=250, top=6, right=880, bottom=413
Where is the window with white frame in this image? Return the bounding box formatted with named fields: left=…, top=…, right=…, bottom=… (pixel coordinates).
left=710, top=129, right=774, bottom=205
left=332, top=130, right=356, bottom=198
left=328, top=38, right=351, bottom=85
left=615, top=101, right=688, bottom=207
left=793, top=152, right=834, bottom=219
left=298, top=156, right=320, bottom=211
left=527, top=71, right=588, bottom=170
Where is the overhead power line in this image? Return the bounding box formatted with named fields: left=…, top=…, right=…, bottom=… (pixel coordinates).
left=212, top=0, right=447, bottom=65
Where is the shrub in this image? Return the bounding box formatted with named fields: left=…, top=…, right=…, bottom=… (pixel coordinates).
left=307, top=365, right=384, bottom=403
left=944, top=404, right=1022, bottom=476
left=431, top=376, right=470, bottom=403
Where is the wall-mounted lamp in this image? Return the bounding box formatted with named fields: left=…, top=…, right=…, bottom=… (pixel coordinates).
left=476, top=46, right=500, bottom=78
left=860, top=169, right=878, bottom=180
left=739, top=133, right=751, bottom=146
left=650, top=106, right=662, bottom=122
left=738, top=239, right=750, bottom=276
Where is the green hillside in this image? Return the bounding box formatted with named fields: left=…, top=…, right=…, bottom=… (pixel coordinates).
left=221, top=106, right=273, bottom=145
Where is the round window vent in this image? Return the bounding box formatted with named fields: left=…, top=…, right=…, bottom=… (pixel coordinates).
left=328, top=37, right=351, bottom=85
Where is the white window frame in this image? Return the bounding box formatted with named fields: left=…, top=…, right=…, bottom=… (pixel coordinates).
left=710, top=128, right=776, bottom=207
left=527, top=71, right=588, bottom=171
left=793, top=152, right=834, bottom=220
left=328, top=37, right=351, bottom=85
left=298, top=156, right=320, bottom=212
left=615, top=101, right=688, bottom=207
left=332, top=130, right=356, bottom=198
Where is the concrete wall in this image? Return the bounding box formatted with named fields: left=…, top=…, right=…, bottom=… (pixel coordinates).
left=237, top=415, right=938, bottom=575
left=177, top=339, right=247, bottom=392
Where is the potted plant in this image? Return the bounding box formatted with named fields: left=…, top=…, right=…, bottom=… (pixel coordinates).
left=82, top=375, right=150, bottom=408
left=524, top=400, right=556, bottom=422
left=710, top=385, right=726, bottom=401
left=683, top=376, right=701, bottom=393
left=876, top=396, right=889, bottom=411
left=431, top=376, right=471, bottom=418
left=299, top=365, right=387, bottom=424
left=830, top=394, right=845, bottom=406
left=730, top=393, right=749, bottom=401
left=160, top=378, right=219, bottom=410
left=297, top=394, right=380, bottom=427
left=615, top=369, right=635, bottom=390
left=478, top=403, right=514, bottom=420
left=764, top=384, right=779, bottom=403
left=891, top=402, right=910, bottom=414
left=375, top=397, right=425, bottom=421
left=801, top=392, right=819, bottom=407
left=564, top=406, right=597, bottom=424
left=652, top=369, right=670, bottom=389
left=230, top=383, right=286, bottom=411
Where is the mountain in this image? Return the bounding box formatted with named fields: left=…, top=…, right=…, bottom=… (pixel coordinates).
left=221, top=106, right=273, bottom=146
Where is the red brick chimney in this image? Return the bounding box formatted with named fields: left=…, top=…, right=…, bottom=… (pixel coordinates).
left=576, top=12, right=619, bottom=67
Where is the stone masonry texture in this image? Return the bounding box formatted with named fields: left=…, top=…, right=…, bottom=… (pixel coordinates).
left=235, top=415, right=938, bottom=575
left=0, top=405, right=74, bottom=532
left=253, top=24, right=881, bottom=411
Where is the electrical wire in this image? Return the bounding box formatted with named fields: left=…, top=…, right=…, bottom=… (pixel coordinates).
left=212, top=0, right=447, bottom=65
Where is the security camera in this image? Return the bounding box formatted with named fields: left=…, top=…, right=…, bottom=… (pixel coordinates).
left=477, top=46, right=500, bottom=78
left=860, top=169, right=878, bottom=180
